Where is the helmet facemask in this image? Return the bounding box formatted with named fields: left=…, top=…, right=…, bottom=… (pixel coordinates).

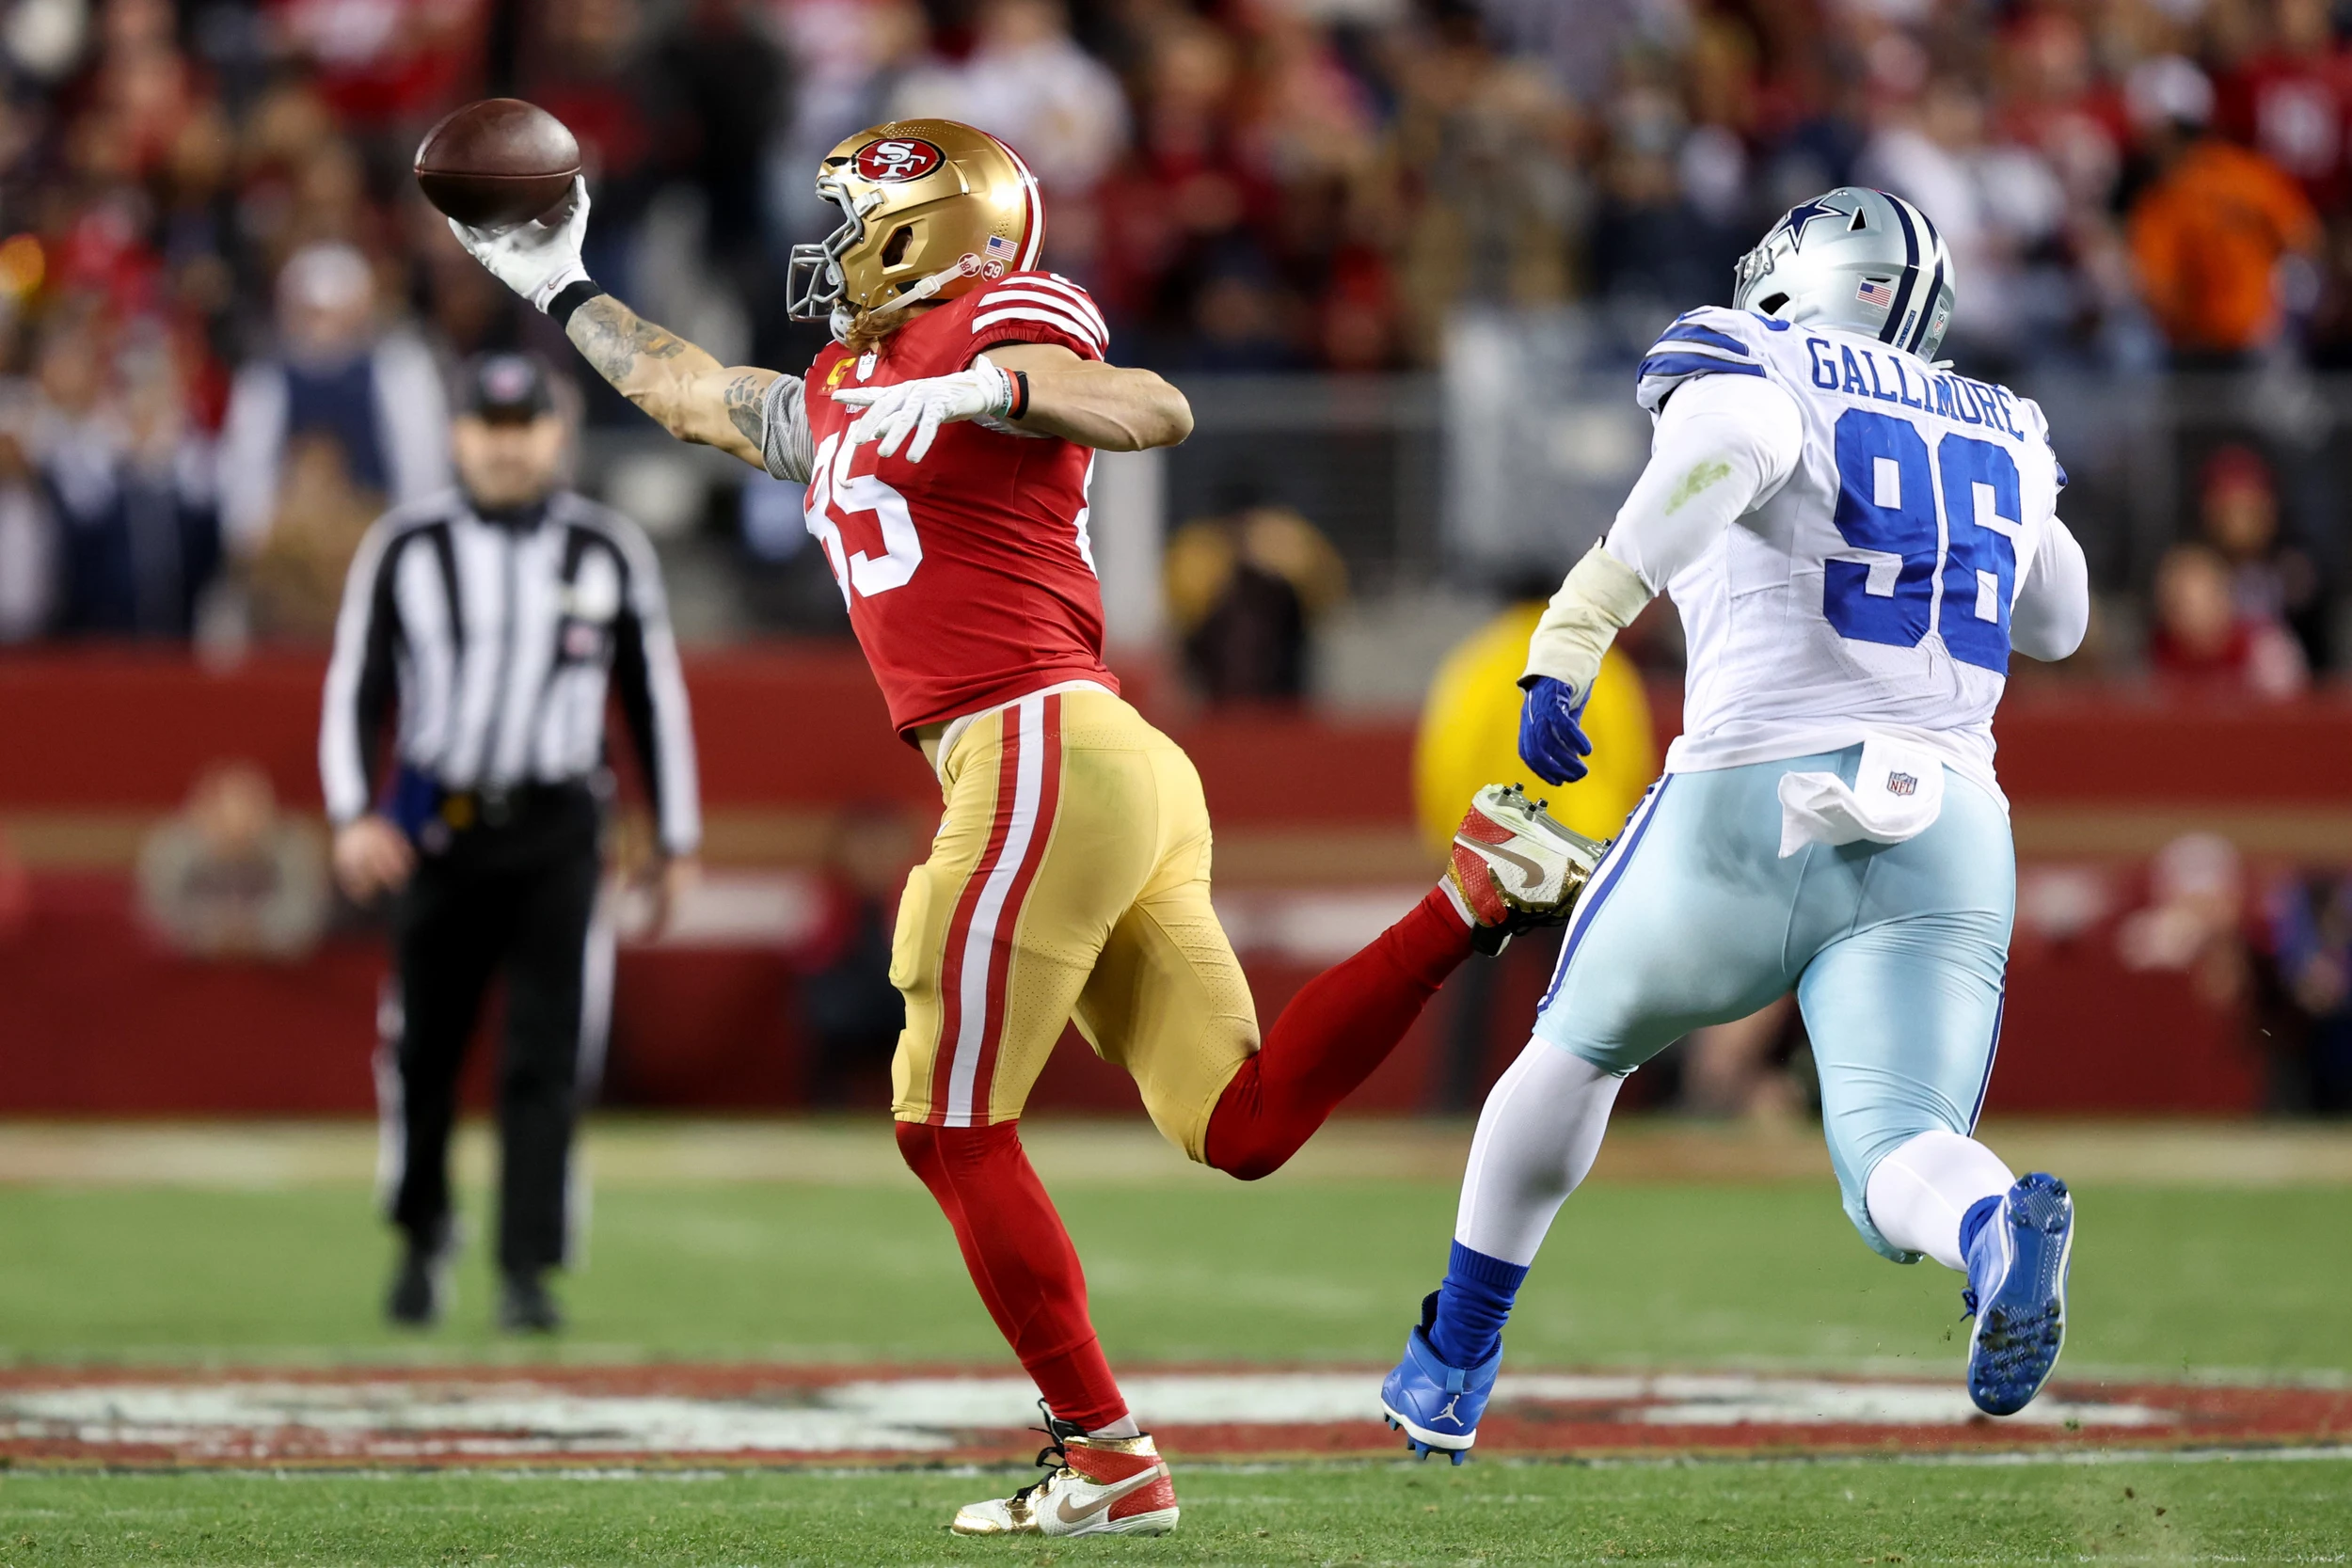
left=1732, top=230, right=1801, bottom=320
left=786, top=177, right=877, bottom=324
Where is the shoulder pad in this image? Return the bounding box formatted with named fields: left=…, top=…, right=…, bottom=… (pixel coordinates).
left=1636, top=307, right=1775, bottom=415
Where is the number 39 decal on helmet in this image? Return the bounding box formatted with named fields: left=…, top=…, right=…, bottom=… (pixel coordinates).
left=853, top=138, right=946, bottom=182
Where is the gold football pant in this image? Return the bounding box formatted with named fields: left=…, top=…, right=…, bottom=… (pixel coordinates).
left=889, top=688, right=1260, bottom=1159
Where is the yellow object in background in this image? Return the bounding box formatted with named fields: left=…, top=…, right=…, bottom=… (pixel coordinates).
left=1414, top=603, right=1659, bottom=854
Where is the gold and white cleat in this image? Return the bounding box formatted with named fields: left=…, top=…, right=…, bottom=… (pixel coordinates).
left=951, top=1412, right=1179, bottom=1538
left=1445, top=783, right=1610, bottom=954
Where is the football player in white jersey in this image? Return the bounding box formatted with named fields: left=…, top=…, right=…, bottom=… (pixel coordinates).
left=1380, top=188, right=2092, bottom=1458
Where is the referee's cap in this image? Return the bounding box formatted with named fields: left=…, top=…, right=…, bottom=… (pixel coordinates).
left=460, top=352, right=557, bottom=423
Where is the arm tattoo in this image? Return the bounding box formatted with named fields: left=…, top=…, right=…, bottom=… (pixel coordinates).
left=569, top=296, right=690, bottom=384
left=723, top=372, right=766, bottom=448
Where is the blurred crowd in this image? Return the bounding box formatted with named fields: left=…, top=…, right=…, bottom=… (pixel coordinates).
left=2106, top=832, right=2352, bottom=1112
left=0, top=0, right=2347, bottom=686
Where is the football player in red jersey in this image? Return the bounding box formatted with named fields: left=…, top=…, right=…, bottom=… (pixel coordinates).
left=451, top=119, right=1602, bottom=1537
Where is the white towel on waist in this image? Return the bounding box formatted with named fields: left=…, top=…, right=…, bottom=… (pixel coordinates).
left=1777, top=735, right=1947, bottom=859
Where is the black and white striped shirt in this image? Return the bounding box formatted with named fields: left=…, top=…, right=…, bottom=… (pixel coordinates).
left=320, top=488, right=700, bottom=855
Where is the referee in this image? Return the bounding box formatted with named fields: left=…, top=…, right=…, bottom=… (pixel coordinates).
left=320, top=353, right=700, bottom=1333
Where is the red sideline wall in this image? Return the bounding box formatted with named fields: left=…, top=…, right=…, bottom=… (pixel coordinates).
left=17, top=647, right=2352, bottom=816
left=3, top=649, right=2338, bottom=1117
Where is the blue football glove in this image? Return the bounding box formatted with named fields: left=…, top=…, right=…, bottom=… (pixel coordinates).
left=1518, top=675, right=1593, bottom=785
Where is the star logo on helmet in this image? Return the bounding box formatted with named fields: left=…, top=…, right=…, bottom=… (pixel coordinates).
left=1775, top=198, right=1845, bottom=252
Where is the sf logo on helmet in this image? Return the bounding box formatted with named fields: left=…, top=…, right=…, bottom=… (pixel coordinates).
left=854, top=137, right=946, bottom=182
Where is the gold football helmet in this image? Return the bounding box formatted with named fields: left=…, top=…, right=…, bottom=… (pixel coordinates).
left=785, top=119, right=1044, bottom=329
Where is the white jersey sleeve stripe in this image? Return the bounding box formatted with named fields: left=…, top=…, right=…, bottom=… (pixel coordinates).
left=975, top=294, right=1105, bottom=344
left=976, top=291, right=1108, bottom=344
left=970, top=304, right=1107, bottom=352
left=1023, top=276, right=1109, bottom=335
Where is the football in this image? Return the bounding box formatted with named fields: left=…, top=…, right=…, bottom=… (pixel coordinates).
left=413, top=98, right=580, bottom=228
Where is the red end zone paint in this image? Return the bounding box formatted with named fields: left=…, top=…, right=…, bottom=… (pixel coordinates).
left=0, top=1367, right=2340, bottom=1468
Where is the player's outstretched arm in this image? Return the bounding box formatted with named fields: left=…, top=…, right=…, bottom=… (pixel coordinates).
left=563, top=293, right=779, bottom=467
left=985, top=343, right=1192, bottom=451
left=836, top=342, right=1191, bottom=462
left=446, top=177, right=807, bottom=478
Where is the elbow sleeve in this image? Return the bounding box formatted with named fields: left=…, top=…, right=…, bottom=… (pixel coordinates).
left=761, top=375, right=815, bottom=483
left=2012, top=516, right=2090, bottom=661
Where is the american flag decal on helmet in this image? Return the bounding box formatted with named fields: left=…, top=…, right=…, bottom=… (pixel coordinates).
left=986, top=234, right=1016, bottom=259
left=1856, top=277, right=1896, bottom=308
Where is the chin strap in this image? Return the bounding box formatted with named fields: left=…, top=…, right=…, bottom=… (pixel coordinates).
left=868, top=256, right=988, bottom=319
left=831, top=258, right=979, bottom=346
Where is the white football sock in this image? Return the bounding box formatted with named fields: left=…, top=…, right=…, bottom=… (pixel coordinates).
left=1864, top=1130, right=2015, bottom=1271
left=1454, top=1038, right=1624, bottom=1265
left=1086, top=1415, right=1140, bottom=1440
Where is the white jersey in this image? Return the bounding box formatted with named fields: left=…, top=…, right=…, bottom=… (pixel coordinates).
left=1632, top=306, right=2066, bottom=800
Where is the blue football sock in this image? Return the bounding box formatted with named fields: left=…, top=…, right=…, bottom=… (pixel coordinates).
left=1428, top=1241, right=1527, bottom=1369
left=1958, top=1193, right=2004, bottom=1265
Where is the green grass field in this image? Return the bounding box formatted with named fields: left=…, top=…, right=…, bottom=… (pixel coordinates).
left=2, top=1117, right=2347, bottom=1564
left=6, top=1457, right=2350, bottom=1566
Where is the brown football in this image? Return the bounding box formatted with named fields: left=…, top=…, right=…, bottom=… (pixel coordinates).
left=413, top=99, right=580, bottom=227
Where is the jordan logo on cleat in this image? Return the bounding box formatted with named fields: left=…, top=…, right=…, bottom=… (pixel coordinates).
left=1433, top=1395, right=1464, bottom=1428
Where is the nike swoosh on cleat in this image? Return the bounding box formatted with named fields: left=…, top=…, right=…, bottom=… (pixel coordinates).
left=1054, top=1465, right=1168, bottom=1528
left=1462, top=837, right=1546, bottom=895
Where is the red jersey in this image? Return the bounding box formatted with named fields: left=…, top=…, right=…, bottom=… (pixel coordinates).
left=801, top=271, right=1119, bottom=739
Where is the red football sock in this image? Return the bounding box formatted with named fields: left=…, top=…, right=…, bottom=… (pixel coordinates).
left=894, top=1119, right=1129, bottom=1432
left=1204, top=884, right=1474, bottom=1180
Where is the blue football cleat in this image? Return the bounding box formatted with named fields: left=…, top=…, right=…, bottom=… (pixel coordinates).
left=1379, top=1291, right=1500, bottom=1464
left=1963, top=1172, right=2074, bottom=1417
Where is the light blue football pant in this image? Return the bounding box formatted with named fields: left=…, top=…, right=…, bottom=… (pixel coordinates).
left=1534, top=745, right=2014, bottom=1260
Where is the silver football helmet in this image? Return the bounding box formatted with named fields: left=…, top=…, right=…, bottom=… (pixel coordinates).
left=1732, top=187, right=1957, bottom=359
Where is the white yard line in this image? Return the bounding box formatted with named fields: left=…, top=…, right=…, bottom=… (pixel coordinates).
left=0, top=1370, right=2270, bottom=1461
left=0, top=1118, right=2346, bottom=1189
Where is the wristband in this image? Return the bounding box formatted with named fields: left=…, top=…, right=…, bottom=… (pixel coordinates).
left=1007, top=368, right=1030, bottom=420
left=548, top=279, right=607, bottom=326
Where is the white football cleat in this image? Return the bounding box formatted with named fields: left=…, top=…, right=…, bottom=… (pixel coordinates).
left=951, top=1410, right=1179, bottom=1538
left=1446, top=783, right=1610, bottom=954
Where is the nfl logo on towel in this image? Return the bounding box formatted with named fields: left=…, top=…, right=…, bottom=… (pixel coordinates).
left=1886, top=771, right=1918, bottom=797
left=1856, top=277, right=1896, bottom=308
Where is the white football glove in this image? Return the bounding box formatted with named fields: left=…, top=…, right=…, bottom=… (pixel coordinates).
left=447, top=174, right=593, bottom=314
left=834, top=356, right=1015, bottom=463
